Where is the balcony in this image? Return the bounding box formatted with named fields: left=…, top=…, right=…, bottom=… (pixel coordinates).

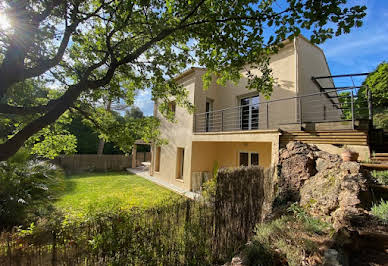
left=193, top=88, right=371, bottom=133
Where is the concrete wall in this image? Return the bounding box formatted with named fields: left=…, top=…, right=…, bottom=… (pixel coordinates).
left=296, top=37, right=342, bottom=122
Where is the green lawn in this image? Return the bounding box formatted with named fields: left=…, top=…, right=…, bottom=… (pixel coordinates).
left=55, top=172, right=181, bottom=215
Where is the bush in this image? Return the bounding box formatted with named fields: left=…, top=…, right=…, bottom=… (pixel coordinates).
left=0, top=149, right=64, bottom=229
left=371, top=200, right=388, bottom=224
left=371, top=170, right=388, bottom=185
left=245, top=204, right=332, bottom=266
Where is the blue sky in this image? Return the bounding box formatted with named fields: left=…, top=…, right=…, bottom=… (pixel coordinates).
left=134, top=0, right=388, bottom=116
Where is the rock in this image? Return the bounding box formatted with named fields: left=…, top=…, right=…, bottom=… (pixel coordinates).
left=324, top=249, right=341, bottom=266
left=300, top=170, right=342, bottom=216
left=340, top=161, right=360, bottom=175
left=224, top=256, right=244, bottom=266
left=316, top=157, right=341, bottom=172
left=277, top=141, right=370, bottom=230
left=278, top=154, right=317, bottom=201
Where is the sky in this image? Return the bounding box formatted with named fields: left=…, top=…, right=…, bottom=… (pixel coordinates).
left=134, top=0, right=388, bottom=116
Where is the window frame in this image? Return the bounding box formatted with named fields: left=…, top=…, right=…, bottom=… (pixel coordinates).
left=176, top=147, right=185, bottom=180
left=155, top=146, right=161, bottom=172
left=238, top=151, right=260, bottom=167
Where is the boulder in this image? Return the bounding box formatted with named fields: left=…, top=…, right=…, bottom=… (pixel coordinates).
left=277, top=141, right=370, bottom=230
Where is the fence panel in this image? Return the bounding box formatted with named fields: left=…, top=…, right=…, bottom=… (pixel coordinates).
left=52, top=153, right=150, bottom=173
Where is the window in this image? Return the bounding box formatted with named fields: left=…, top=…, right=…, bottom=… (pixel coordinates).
left=168, top=101, right=176, bottom=116
left=240, top=95, right=259, bottom=130
left=239, top=152, right=259, bottom=167
left=176, top=147, right=185, bottom=179
left=155, top=146, right=161, bottom=172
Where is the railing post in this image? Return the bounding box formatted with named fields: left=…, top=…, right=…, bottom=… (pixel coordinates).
left=221, top=111, right=224, bottom=132
left=351, top=91, right=355, bottom=130
left=266, top=102, right=269, bottom=129
left=367, top=86, right=373, bottom=127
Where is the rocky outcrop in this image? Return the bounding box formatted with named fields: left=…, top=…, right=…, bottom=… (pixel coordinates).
left=277, top=141, right=370, bottom=230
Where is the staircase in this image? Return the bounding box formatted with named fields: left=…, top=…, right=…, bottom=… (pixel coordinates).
left=371, top=153, right=388, bottom=164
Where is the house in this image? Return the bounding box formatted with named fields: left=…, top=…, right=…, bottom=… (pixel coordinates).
left=148, top=36, right=368, bottom=192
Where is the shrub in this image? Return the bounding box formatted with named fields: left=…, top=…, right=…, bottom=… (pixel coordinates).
left=287, top=203, right=330, bottom=234
left=371, top=200, right=388, bottom=224
left=0, top=149, right=64, bottom=229
left=246, top=204, right=332, bottom=266
left=371, top=170, right=388, bottom=185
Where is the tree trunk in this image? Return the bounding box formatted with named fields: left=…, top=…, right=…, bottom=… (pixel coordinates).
left=0, top=84, right=82, bottom=161
left=97, top=139, right=105, bottom=155
left=97, top=100, right=112, bottom=155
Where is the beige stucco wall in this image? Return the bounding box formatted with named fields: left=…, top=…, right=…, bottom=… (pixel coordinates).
left=193, top=41, right=298, bottom=131
left=296, top=37, right=342, bottom=123
left=152, top=73, right=198, bottom=191
left=191, top=141, right=273, bottom=172
left=151, top=36, right=341, bottom=192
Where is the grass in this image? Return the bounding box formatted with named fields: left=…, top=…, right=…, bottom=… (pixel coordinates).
left=55, top=172, right=181, bottom=215
left=371, top=200, right=388, bottom=224
left=371, top=170, right=388, bottom=185
left=242, top=204, right=333, bottom=266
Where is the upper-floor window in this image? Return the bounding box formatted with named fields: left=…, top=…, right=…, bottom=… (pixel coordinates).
left=168, top=101, right=176, bottom=116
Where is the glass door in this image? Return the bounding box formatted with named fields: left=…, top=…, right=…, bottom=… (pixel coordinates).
left=205, top=100, right=213, bottom=132
left=240, top=95, right=259, bottom=130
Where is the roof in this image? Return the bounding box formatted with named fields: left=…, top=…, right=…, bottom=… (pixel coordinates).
left=173, top=35, right=324, bottom=82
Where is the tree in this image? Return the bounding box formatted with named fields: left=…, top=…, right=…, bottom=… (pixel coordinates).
left=126, top=107, right=144, bottom=120
left=359, top=62, right=388, bottom=110
left=0, top=0, right=366, bottom=161
left=0, top=79, right=77, bottom=159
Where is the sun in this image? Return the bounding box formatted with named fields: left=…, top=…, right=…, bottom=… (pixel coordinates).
left=0, top=12, right=11, bottom=31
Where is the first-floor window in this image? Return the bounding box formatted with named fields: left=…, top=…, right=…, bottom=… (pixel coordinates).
left=176, top=147, right=185, bottom=179
left=239, top=152, right=259, bottom=167
left=155, top=146, right=161, bottom=172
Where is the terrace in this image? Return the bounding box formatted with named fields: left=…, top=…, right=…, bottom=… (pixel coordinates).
left=193, top=73, right=373, bottom=133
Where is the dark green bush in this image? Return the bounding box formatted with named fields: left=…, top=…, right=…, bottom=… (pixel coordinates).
left=0, top=149, right=64, bottom=229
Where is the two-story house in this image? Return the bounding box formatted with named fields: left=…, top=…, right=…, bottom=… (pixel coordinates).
left=148, top=36, right=350, bottom=192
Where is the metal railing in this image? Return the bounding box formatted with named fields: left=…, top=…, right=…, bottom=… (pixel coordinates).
left=193, top=88, right=372, bottom=133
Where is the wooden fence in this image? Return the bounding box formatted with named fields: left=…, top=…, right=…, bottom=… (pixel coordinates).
left=52, top=153, right=151, bottom=173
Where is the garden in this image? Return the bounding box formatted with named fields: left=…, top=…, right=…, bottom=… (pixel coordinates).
left=0, top=151, right=270, bottom=265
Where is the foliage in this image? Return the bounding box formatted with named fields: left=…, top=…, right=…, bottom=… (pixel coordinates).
left=125, top=106, right=144, bottom=119
left=338, top=62, right=388, bottom=125
left=249, top=208, right=331, bottom=266
left=0, top=149, right=64, bottom=229
left=373, top=109, right=388, bottom=129
left=0, top=80, right=77, bottom=159
left=81, top=106, right=164, bottom=153
left=66, top=114, right=123, bottom=154
left=201, top=160, right=219, bottom=203
left=361, top=62, right=388, bottom=109
left=0, top=0, right=367, bottom=160
left=371, top=170, right=388, bottom=185
left=371, top=200, right=388, bottom=224
left=288, top=203, right=331, bottom=234
left=55, top=172, right=181, bottom=216
left=1, top=199, right=215, bottom=265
